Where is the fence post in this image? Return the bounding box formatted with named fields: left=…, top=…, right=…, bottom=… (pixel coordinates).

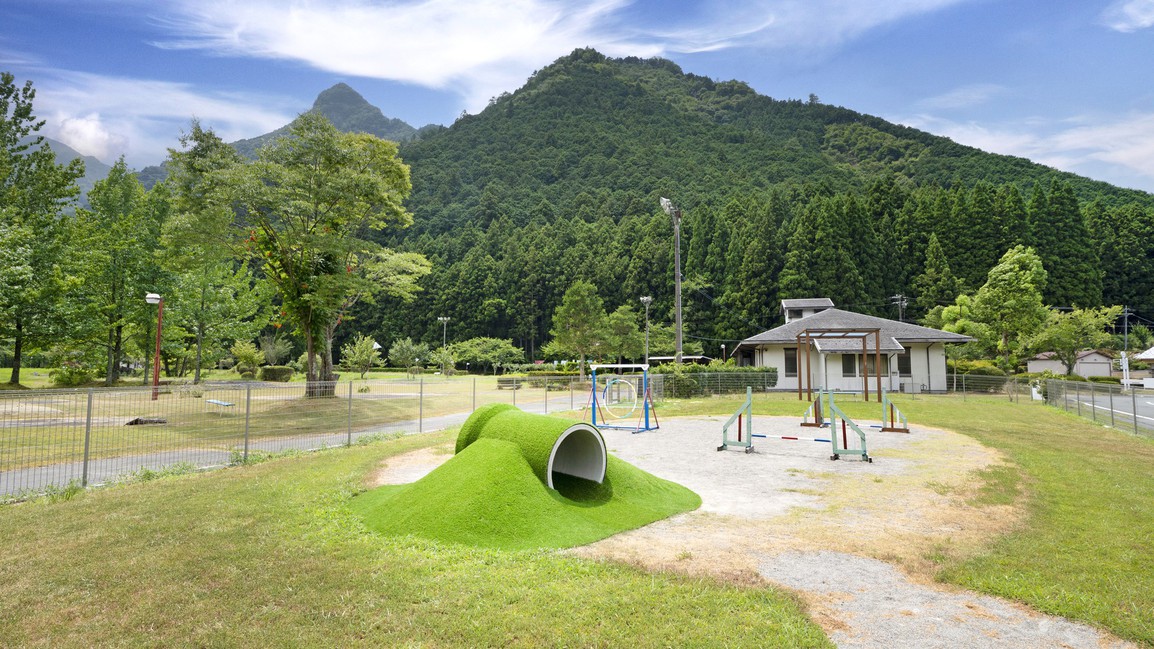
left=544, top=377, right=548, bottom=414
left=419, top=377, right=424, bottom=433
left=1090, top=382, right=1097, bottom=422
left=1109, top=386, right=1115, bottom=427
left=570, top=380, right=574, bottom=410
left=347, top=381, right=354, bottom=447
left=1133, top=388, right=1139, bottom=436
left=243, top=383, right=251, bottom=463
left=81, top=389, right=93, bottom=487
left=962, top=374, right=966, bottom=401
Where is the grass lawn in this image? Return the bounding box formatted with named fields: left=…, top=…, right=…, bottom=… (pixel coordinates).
left=0, top=430, right=831, bottom=648
left=658, top=391, right=1154, bottom=646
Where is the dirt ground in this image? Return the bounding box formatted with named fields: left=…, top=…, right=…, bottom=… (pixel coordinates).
left=367, top=415, right=1136, bottom=648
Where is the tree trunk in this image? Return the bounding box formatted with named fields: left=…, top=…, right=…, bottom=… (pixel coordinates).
left=9, top=317, right=22, bottom=385
left=194, top=326, right=204, bottom=384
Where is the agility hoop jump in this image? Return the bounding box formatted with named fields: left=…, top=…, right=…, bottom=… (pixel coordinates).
left=587, top=364, right=659, bottom=433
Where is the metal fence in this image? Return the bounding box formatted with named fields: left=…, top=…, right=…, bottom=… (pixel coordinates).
left=1042, top=379, right=1154, bottom=438
left=8, top=371, right=1141, bottom=499
left=0, top=375, right=595, bottom=499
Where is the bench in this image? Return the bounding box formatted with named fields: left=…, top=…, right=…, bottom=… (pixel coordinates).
left=206, top=398, right=235, bottom=415
left=496, top=377, right=522, bottom=390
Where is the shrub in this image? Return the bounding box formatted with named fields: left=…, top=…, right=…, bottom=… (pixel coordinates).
left=239, top=371, right=255, bottom=381
left=230, top=340, right=265, bottom=375
left=1088, top=375, right=1121, bottom=384
left=50, top=363, right=92, bottom=387
left=259, top=366, right=294, bottom=382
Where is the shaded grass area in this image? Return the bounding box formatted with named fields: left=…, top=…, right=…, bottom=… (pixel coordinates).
left=660, top=392, right=1154, bottom=645
left=0, top=431, right=830, bottom=648
left=352, top=440, right=700, bottom=550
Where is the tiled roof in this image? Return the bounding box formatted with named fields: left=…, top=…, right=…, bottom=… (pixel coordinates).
left=781, top=298, right=836, bottom=309
left=736, top=308, right=972, bottom=351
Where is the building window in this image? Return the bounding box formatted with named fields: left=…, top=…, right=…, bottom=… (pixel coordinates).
left=787, top=309, right=802, bottom=321
left=897, top=351, right=912, bottom=377
left=842, top=354, right=857, bottom=377
left=864, top=354, right=889, bottom=376
left=784, top=348, right=797, bottom=377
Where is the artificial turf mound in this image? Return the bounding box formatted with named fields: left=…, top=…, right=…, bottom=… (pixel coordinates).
left=351, top=404, right=700, bottom=550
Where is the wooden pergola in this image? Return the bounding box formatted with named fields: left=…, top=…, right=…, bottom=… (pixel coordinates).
left=796, top=327, right=884, bottom=403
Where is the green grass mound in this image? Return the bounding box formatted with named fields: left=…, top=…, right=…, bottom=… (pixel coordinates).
left=351, top=437, right=700, bottom=550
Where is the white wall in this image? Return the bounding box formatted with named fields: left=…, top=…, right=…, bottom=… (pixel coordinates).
left=754, top=342, right=950, bottom=393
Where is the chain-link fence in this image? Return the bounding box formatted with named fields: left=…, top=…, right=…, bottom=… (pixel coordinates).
left=0, top=375, right=593, bottom=499
left=1042, top=379, right=1154, bottom=438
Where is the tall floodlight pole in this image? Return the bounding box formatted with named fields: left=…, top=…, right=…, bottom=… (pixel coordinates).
left=640, top=296, right=653, bottom=365
left=145, top=293, right=164, bottom=401
left=660, top=198, right=684, bottom=364
left=437, top=316, right=451, bottom=374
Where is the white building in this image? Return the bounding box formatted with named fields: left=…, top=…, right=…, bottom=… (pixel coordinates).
left=732, top=299, right=972, bottom=394
left=1026, top=350, right=1113, bottom=378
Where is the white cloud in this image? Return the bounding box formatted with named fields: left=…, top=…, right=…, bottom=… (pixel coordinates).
left=1101, top=0, right=1154, bottom=32
left=916, top=84, right=1005, bottom=111
left=146, top=0, right=973, bottom=111
left=896, top=112, right=1154, bottom=192
left=31, top=70, right=297, bottom=166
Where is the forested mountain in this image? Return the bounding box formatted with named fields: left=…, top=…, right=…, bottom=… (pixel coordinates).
left=232, top=82, right=418, bottom=158
left=340, top=48, right=1152, bottom=359
left=32, top=136, right=111, bottom=207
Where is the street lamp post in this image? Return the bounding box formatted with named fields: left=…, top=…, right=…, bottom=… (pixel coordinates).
left=640, top=296, right=653, bottom=365
left=721, top=343, right=726, bottom=363
left=145, top=293, right=164, bottom=401
left=659, top=198, right=684, bottom=364
left=437, top=316, right=451, bottom=374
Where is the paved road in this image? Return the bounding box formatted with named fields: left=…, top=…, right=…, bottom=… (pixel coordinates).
left=1058, top=385, right=1154, bottom=434
left=0, top=396, right=581, bottom=498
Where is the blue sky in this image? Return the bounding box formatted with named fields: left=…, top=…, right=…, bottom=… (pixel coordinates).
left=3, top=0, right=1154, bottom=192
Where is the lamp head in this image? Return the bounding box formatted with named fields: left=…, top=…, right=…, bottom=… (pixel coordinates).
left=145, top=292, right=162, bottom=305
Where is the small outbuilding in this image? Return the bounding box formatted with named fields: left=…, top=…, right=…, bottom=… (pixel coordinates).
left=732, top=299, right=972, bottom=394
left=1026, top=350, right=1114, bottom=378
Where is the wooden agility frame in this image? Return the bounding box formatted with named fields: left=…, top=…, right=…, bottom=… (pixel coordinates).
left=796, top=327, right=884, bottom=403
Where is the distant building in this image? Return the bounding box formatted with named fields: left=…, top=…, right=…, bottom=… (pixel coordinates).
left=1026, top=350, right=1113, bottom=378
left=732, top=298, right=971, bottom=393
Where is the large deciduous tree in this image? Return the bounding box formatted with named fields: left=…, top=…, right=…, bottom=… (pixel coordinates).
left=1030, top=306, right=1122, bottom=376
left=223, top=112, right=414, bottom=394
left=163, top=120, right=268, bottom=382
left=0, top=73, right=84, bottom=385
left=74, top=160, right=170, bottom=385
left=943, top=245, right=1048, bottom=371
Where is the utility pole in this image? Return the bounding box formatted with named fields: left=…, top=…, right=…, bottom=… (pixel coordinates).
left=660, top=198, right=684, bottom=364
left=1122, top=306, right=1131, bottom=388
left=890, top=294, right=908, bottom=322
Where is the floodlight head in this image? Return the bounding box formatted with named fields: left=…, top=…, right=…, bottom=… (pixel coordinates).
left=640, top=295, right=653, bottom=306
left=145, top=292, right=162, bottom=305
left=659, top=197, right=673, bottom=215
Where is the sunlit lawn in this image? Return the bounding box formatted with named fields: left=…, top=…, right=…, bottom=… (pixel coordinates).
left=0, top=431, right=831, bottom=648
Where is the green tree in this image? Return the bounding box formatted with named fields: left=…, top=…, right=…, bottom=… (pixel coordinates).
left=0, top=73, right=85, bottom=385
left=449, top=337, right=524, bottom=374
left=387, top=337, right=429, bottom=372
left=222, top=112, right=414, bottom=392
left=911, top=233, right=964, bottom=315
left=1030, top=306, right=1122, bottom=376
left=1028, top=182, right=1100, bottom=307
left=340, top=333, right=382, bottom=379
left=162, top=120, right=269, bottom=382
left=73, top=160, right=168, bottom=385
left=604, top=304, right=643, bottom=364
left=955, top=245, right=1048, bottom=371
left=549, top=280, right=608, bottom=378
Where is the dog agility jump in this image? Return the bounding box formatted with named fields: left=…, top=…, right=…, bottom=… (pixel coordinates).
left=718, top=387, right=872, bottom=462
